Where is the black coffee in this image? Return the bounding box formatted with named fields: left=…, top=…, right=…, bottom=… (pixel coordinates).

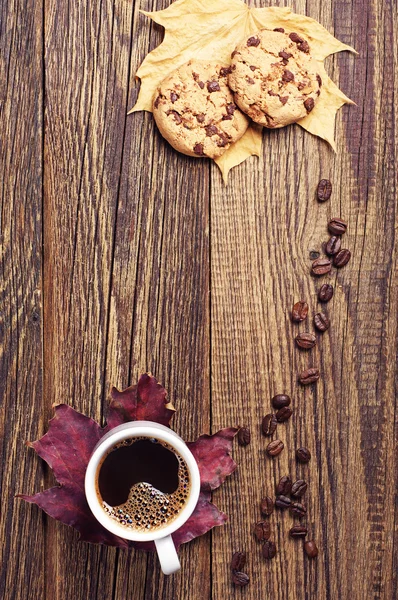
left=96, top=437, right=190, bottom=532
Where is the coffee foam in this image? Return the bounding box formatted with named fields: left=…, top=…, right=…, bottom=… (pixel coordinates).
left=99, top=438, right=190, bottom=532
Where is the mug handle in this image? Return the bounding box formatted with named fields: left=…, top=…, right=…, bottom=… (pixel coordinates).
left=154, top=535, right=180, bottom=575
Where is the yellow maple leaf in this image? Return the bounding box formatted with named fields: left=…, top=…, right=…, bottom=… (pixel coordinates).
left=130, top=0, right=356, bottom=181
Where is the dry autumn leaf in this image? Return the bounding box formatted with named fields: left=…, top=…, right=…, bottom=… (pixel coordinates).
left=19, top=374, right=238, bottom=550
left=130, top=0, right=356, bottom=181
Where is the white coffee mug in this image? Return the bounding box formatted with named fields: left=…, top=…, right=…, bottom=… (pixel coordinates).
left=85, top=421, right=201, bottom=575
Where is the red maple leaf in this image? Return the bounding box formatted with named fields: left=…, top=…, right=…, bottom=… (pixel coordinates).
left=18, top=374, right=237, bottom=550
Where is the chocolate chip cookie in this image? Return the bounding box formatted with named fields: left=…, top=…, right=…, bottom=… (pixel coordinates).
left=153, top=60, right=249, bottom=158
left=228, top=29, right=322, bottom=128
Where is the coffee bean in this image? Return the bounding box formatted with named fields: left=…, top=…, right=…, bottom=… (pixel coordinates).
left=262, top=414, right=277, bottom=436
left=290, top=525, right=308, bottom=538
left=237, top=427, right=251, bottom=446
left=292, top=301, right=308, bottom=322
left=325, top=236, right=342, bottom=256
left=254, top=520, right=271, bottom=541
left=314, top=312, right=330, bottom=332
left=290, top=502, right=307, bottom=517
left=316, top=179, right=332, bottom=202
left=328, top=217, right=347, bottom=235
left=312, top=257, right=332, bottom=276
left=289, top=32, right=304, bottom=43
left=260, top=496, right=274, bottom=516
left=262, top=540, right=277, bottom=559
left=232, top=571, right=250, bottom=586
left=266, top=440, right=284, bottom=457
left=304, top=98, right=314, bottom=112
left=296, top=447, right=311, bottom=463
left=271, top=394, right=291, bottom=409
left=318, top=283, right=334, bottom=303
left=276, top=476, right=292, bottom=496
left=231, top=551, right=246, bottom=571
left=275, top=495, right=291, bottom=509
left=295, top=332, right=316, bottom=350
left=291, top=479, right=308, bottom=497
left=333, top=249, right=351, bottom=268
left=304, top=540, right=319, bottom=558
left=276, top=407, right=293, bottom=422
left=299, top=368, right=320, bottom=385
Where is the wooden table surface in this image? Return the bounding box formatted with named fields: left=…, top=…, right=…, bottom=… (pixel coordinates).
left=1, top=0, right=397, bottom=598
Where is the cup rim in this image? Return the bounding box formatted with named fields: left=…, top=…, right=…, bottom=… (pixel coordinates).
left=84, top=422, right=201, bottom=542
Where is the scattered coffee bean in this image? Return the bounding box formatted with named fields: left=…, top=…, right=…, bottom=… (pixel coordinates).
left=304, top=540, right=319, bottom=558
left=276, top=476, right=292, bottom=496
left=318, top=283, right=334, bottom=303
left=325, top=236, right=342, bottom=256
left=316, top=179, right=332, bottom=202
left=262, top=414, right=277, bottom=436
left=231, top=551, right=246, bottom=571
left=266, top=440, right=284, bottom=457
left=295, top=332, right=316, bottom=350
left=237, top=427, right=251, bottom=446
left=291, top=479, right=308, bottom=497
left=275, top=495, right=291, bottom=509
left=271, top=394, right=291, bottom=409
left=292, top=301, right=308, bottom=322
left=290, top=525, right=308, bottom=538
left=299, top=368, right=320, bottom=385
left=276, top=407, right=293, bottom=422
left=314, top=312, right=330, bottom=332
left=254, top=520, right=271, bottom=541
left=262, top=540, right=277, bottom=559
left=312, top=257, right=332, bottom=276
left=296, top=447, right=311, bottom=463
left=333, top=249, right=351, bottom=268
left=260, top=496, right=274, bottom=516
left=232, top=571, right=250, bottom=586
left=290, top=502, right=307, bottom=517
left=328, top=217, right=347, bottom=236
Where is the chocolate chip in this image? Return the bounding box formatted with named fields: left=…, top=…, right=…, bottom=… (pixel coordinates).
left=196, top=114, right=205, bottom=123
left=222, top=115, right=233, bottom=121
left=193, top=143, right=205, bottom=156
left=250, top=65, right=257, bottom=71
left=217, top=133, right=229, bottom=147
left=205, top=125, right=219, bottom=137
left=226, top=103, right=236, bottom=115
left=273, top=27, right=285, bottom=33
left=316, top=74, right=322, bottom=87
left=282, top=70, right=294, bottom=83
left=247, top=36, right=260, bottom=47
left=280, top=96, right=288, bottom=105
left=247, top=77, right=255, bottom=84
left=298, top=41, right=310, bottom=53
left=167, top=110, right=182, bottom=124
left=289, top=32, right=304, bottom=43
left=279, top=51, right=293, bottom=60
left=170, top=92, right=178, bottom=103
left=304, top=97, right=315, bottom=112
left=207, top=80, right=220, bottom=93
left=198, top=81, right=205, bottom=89
left=154, top=96, right=161, bottom=109
left=220, top=66, right=232, bottom=77
left=231, top=50, right=238, bottom=58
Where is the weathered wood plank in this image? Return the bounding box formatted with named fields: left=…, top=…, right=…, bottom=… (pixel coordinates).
left=210, top=1, right=397, bottom=599
left=0, top=0, right=44, bottom=598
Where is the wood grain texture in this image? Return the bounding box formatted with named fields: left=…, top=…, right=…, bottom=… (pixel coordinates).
left=0, top=0, right=397, bottom=598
